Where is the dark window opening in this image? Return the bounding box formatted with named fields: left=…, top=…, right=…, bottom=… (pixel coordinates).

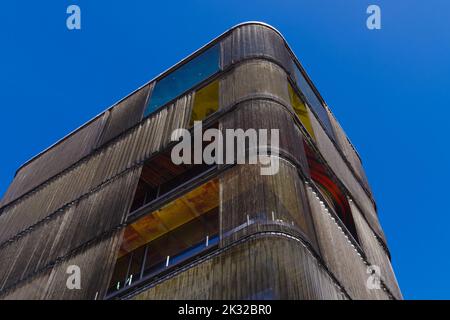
left=129, top=123, right=219, bottom=213
left=304, top=141, right=359, bottom=243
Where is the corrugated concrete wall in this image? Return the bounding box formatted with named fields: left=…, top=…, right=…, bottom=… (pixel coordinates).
left=0, top=22, right=400, bottom=300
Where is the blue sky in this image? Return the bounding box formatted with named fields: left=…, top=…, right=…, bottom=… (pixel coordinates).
left=1, top=1, right=449, bottom=299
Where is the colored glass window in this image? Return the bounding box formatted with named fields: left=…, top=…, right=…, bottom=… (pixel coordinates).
left=288, top=83, right=315, bottom=140
left=190, top=80, right=219, bottom=127
left=145, top=44, right=220, bottom=117
left=293, top=66, right=335, bottom=141
left=304, top=141, right=359, bottom=243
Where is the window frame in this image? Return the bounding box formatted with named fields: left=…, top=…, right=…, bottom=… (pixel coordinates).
left=106, top=178, right=221, bottom=299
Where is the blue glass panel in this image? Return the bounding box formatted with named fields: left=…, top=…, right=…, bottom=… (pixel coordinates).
left=208, top=235, right=219, bottom=247
left=145, top=44, right=220, bottom=116
left=294, top=66, right=335, bottom=141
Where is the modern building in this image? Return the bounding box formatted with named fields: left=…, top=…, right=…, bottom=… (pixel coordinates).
left=0, top=22, right=401, bottom=300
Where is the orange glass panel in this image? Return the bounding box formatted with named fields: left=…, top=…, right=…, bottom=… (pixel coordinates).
left=119, top=179, right=219, bottom=257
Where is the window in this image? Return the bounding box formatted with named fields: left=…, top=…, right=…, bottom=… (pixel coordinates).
left=293, top=66, right=335, bottom=141
left=288, top=83, right=315, bottom=140
left=304, top=141, right=359, bottom=242
left=145, top=44, right=220, bottom=117
left=190, top=80, right=219, bottom=127
left=108, top=179, right=220, bottom=295
left=129, top=149, right=213, bottom=213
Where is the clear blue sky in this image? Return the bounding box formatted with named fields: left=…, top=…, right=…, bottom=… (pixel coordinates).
left=1, top=1, right=448, bottom=299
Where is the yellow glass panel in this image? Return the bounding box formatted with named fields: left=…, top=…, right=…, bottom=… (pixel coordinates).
left=288, top=83, right=315, bottom=140
left=119, top=179, right=219, bottom=256
left=190, top=80, right=219, bottom=126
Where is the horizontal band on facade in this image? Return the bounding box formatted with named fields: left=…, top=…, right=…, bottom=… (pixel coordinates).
left=115, top=230, right=396, bottom=300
